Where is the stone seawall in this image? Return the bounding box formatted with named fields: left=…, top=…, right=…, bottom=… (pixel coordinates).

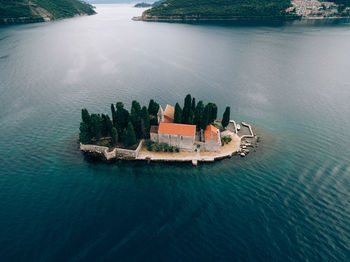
left=80, top=140, right=144, bottom=161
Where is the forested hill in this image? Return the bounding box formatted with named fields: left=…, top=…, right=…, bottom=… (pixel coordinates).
left=142, top=0, right=296, bottom=21
left=0, top=0, right=96, bottom=25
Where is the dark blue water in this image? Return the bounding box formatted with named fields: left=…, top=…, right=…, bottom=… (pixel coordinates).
left=0, top=5, right=349, bottom=262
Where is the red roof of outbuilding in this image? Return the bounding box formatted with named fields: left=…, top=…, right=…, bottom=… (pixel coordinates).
left=163, top=105, right=174, bottom=122
left=205, top=125, right=219, bottom=142
left=158, top=123, right=196, bottom=137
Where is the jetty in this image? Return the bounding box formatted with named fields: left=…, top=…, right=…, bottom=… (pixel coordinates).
left=241, top=122, right=255, bottom=139
left=136, top=131, right=241, bottom=164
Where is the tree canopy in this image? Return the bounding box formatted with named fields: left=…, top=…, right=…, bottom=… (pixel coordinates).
left=222, top=106, right=230, bottom=129
left=182, top=94, right=192, bottom=124
left=148, top=99, right=160, bottom=116
left=141, top=106, right=151, bottom=139
left=144, top=0, right=297, bottom=20
left=174, top=103, right=183, bottom=123
left=79, top=96, right=231, bottom=148
left=123, top=122, right=137, bottom=146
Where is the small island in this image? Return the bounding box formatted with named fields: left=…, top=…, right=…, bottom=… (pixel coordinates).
left=134, top=1, right=165, bottom=8
left=134, top=0, right=350, bottom=23
left=134, top=3, right=153, bottom=8
left=79, top=94, right=257, bottom=165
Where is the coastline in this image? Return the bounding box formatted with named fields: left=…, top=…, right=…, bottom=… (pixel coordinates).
left=133, top=15, right=299, bottom=24
left=0, top=12, right=96, bottom=26
left=134, top=15, right=350, bottom=25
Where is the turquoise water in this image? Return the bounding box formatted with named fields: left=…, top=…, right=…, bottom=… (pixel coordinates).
left=0, top=5, right=349, bottom=261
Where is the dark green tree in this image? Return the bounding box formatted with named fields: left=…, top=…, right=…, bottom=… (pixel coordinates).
left=116, top=102, right=129, bottom=137
left=194, top=101, right=204, bottom=128
left=210, top=103, right=218, bottom=123
left=222, top=106, right=230, bottom=129
left=111, top=127, right=118, bottom=145
left=191, top=97, right=196, bottom=112
left=90, top=114, right=104, bottom=140
left=131, top=100, right=142, bottom=139
left=111, top=104, right=117, bottom=127
left=81, top=108, right=91, bottom=125
left=189, top=109, right=194, bottom=124
left=141, top=106, right=150, bottom=139
left=122, top=122, right=137, bottom=146
left=148, top=99, right=160, bottom=116
left=182, top=94, right=192, bottom=124
left=101, top=114, right=109, bottom=137
left=174, top=103, right=182, bottom=123
left=79, top=121, right=91, bottom=144
left=201, top=104, right=210, bottom=130
left=105, top=115, right=113, bottom=137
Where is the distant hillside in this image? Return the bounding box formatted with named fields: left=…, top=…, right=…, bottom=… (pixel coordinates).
left=0, top=0, right=96, bottom=25
left=134, top=2, right=152, bottom=8
left=134, top=0, right=165, bottom=8
left=141, top=0, right=296, bottom=22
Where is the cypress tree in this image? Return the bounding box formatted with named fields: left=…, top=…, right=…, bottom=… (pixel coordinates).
left=182, top=94, right=192, bottom=124
left=148, top=99, right=160, bottom=116
left=131, top=100, right=142, bottom=139
left=123, top=122, right=137, bottom=146
left=111, top=104, right=117, bottom=127
left=222, top=106, right=230, bottom=129
left=101, top=114, right=109, bottom=137
left=111, top=127, right=118, bottom=145
left=116, top=102, right=129, bottom=137
left=194, top=101, right=204, bottom=129
left=105, top=115, right=113, bottom=137
left=189, top=109, right=194, bottom=124
left=174, top=103, right=182, bottom=123
left=141, top=106, right=150, bottom=139
left=81, top=108, right=91, bottom=125
left=206, top=103, right=213, bottom=124
left=90, top=114, right=104, bottom=140
left=201, top=104, right=210, bottom=130
left=210, top=103, right=218, bottom=123
left=79, top=121, right=91, bottom=144
left=191, top=97, right=196, bottom=112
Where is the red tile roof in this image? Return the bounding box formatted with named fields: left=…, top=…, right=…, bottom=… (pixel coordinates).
left=158, top=123, right=196, bottom=137
left=163, top=105, right=174, bottom=122
left=205, top=125, right=219, bottom=141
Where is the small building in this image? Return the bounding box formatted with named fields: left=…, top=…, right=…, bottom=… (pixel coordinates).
left=150, top=125, right=159, bottom=142
left=150, top=122, right=196, bottom=151
left=157, top=106, right=164, bottom=124
left=157, top=104, right=175, bottom=124
left=203, top=124, right=221, bottom=152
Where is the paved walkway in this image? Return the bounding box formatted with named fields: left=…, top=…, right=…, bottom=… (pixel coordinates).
left=137, top=133, right=241, bottom=164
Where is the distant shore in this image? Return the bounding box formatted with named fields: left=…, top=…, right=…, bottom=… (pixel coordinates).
left=133, top=15, right=350, bottom=25
left=133, top=15, right=299, bottom=23
left=0, top=13, right=95, bottom=26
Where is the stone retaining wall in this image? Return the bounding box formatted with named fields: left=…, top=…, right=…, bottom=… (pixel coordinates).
left=80, top=140, right=144, bottom=161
